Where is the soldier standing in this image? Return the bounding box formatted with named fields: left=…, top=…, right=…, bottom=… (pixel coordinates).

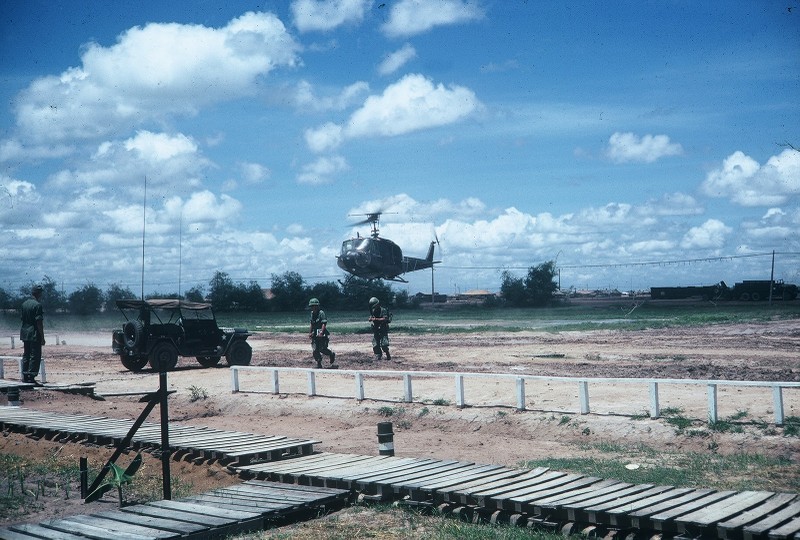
left=308, top=298, right=336, bottom=369
left=369, top=296, right=392, bottom=361
left=20, top=284, right=45, bottom=385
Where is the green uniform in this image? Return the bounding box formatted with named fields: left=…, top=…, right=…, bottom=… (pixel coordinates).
left=310, top=309, right=335, bottom=367
left=370, top=305, right=391, bottom=360
left=20, top=297, right=44, bottom=381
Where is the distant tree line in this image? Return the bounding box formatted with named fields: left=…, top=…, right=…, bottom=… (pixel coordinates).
left=1, top=262, right=558, bottom=314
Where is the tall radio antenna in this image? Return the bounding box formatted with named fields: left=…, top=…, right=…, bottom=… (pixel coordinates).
left=141, top=176, right=147, bottom=300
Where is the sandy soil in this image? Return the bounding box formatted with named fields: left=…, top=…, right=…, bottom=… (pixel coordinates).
left=1, top=319, right=799, bottom=526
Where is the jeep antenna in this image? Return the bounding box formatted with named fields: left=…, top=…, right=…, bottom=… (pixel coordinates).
left=141, top=176, right=147, bottom=300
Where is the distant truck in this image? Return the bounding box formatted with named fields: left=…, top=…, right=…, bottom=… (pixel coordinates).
left=650, top=280, right=798, bottom=302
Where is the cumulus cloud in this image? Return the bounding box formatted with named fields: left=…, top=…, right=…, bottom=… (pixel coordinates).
left=294, top=80, right=370, bottom=112
left=305, top=74, right=481, bottom=152
left=291, top=0, right=370, bottom=32
left=238, top=162, right=271, bottom=184
left=680, top=219, right=732, bottom=249
left=378, top=44, right=417, bottom=75
left=297, top=155, right=349, bottom=185
left=382, top=0, right=483, bottom=37
left=605, top=132, right=683, bottom=163
left=700, top=149, right=800, bottom=206
left=7, top=12, right=300, bottom=153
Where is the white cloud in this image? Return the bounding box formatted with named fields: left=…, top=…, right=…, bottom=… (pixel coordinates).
left=238, top=162, right=271, bottom=184
left=680, top=219, right=732, bottom=249
left=305, top=122, right=344, bottom=153
left=297, top=155, right=349, bottom=185
left=305, top=74, right=481, bottom=152
left=291, top=0, right=370, bottom=32
left=378, top=44, right=417, bottom=76
left=7, top=12, right=300, bottom=151
left=701, top=149, right=800, bottom=206
left=605, top=132, right=683, bottom=163
left=294, top=80, right=370, bottom=111
left=382, top=0, right=483, bottom=37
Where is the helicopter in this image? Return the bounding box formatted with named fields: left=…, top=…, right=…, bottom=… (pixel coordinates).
left=336, top=212, right=440, bottom=283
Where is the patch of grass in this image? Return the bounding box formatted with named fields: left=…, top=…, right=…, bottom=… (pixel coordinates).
left=558, top=415, right=571, bottom=425
left=418, top=407, right=429, bottom=417
left=377, top=406, right=406, bottom=417
left=522, top=442, right=798, bottom=493
left=784, top=416, right=800, bottom=437
left=661, top=407, right=694, bottom=433
left=187, top=385, right=208, bottom=402
left=240, top=503, right=564, bottom=540
left=431, top=398, right=450, bottom=406
left=1, top=448, right=79, bottom=520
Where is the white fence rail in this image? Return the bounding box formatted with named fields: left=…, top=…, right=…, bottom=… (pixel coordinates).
left=230, top=365, right=800, bottom=426
left=0, top=356, right=47, bottom=383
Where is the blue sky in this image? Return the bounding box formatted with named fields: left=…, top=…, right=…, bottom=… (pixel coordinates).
left=1, top=0, right=798, bottom=298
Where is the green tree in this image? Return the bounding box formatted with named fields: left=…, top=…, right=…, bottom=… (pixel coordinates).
left=208, top=271, right=236, bottom=311
left=500, top=270, right=527, bottom=307
left=340, top=278, right=393, bottom=310
left=270, top=271, right=308, bottom=311
left=105, top=283, right=136, bottom=310
left=183, top=285, right=205, bottom=302
left=68, top=283, right=104, bottom=315
left=21, top=276, right=66, bottom=312
left=232, top=281, right=268, bottom=311
left=308, top=281, right=342, bottom=309
left=524, top=260, right=558, bottom=306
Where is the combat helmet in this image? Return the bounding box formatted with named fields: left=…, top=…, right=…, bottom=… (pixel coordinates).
left=308, top=298, right=320, bottom=307
left=369, top=297, right=380, bottom=307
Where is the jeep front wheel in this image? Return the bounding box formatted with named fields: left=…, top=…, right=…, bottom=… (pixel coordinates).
left=226, top=341, right=252, bottom=366
left=196, top=356, right=221, bottom=368
left=121, top=354, right=149, bottom=372
left=149, top=342, right=179, bottom=371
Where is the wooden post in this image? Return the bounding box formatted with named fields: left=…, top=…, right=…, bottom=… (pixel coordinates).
left=516, top=377, right=526, bottom=411
left=579, top=381, right=590, bottom=414
left=707, top=383, right=718, bottom=423
left=307, top=371, right=316, bottom=396
left=230, top=367, right=240, bottom=393
left=455, top=375, right=465, bottom=408
left=355, top=372, right=364, bottom=401
left=271, top=369, right=280, bottom=394
left=403, top=374, right=412, bottom=403
left=773, top=385, right=785, bottom=426
left=649, top=381, right=660, bottom=418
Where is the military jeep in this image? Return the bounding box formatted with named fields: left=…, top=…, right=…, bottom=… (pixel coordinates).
left=112, top=299, right=252, bottom=372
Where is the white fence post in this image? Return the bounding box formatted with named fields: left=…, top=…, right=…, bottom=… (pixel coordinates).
left=403, top=374, right=413, bottom=403
left=579, top=381, right=590, bottom=414
left=516, top=377, right=526, bottom=411
left=307, top=371, right=316, bottom=396
left=271, top=369, right=280, bottom=394
left=707, top=383, right=718, bottom=423
left=39, top=360, right=46, bottom=383
left=230, top=367, right=240, bottom=392
left=355, top=372, right=364, bottom=401
left=455, top=375, right=465, bottom=408
left=649, top=381, right=660, bottom=418
left=773, top=385, right=785, bottom=426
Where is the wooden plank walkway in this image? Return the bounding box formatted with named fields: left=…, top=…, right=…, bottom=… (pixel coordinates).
left=0, top=480, right=349, bottom=539
left=0, top=407, right=319, bottom=466
left=235, top=452, right=800, bottom=539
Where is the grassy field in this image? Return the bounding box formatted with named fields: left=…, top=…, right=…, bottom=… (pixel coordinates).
left=3, top=300, right=798, bottom=335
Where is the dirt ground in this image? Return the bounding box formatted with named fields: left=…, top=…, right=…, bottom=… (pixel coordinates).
left=1, top=319, right=799, bottom=526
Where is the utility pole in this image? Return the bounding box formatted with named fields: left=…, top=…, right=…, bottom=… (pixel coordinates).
left=769, top=250, right=775, bottom=306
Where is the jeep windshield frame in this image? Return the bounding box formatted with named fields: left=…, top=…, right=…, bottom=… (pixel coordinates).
left=115, top=299, right=215, bottom=325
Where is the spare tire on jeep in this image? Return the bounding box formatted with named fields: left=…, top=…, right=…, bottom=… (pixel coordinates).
left=123, top=320, right=144, bottom=349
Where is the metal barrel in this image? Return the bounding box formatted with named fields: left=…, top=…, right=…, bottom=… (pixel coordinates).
left=377, top=421, right=394, bottom=456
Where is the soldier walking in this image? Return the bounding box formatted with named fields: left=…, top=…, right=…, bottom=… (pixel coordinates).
left=369, top=297, right=392, bottom=361
left=308, top=298, right=336, bottom=369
